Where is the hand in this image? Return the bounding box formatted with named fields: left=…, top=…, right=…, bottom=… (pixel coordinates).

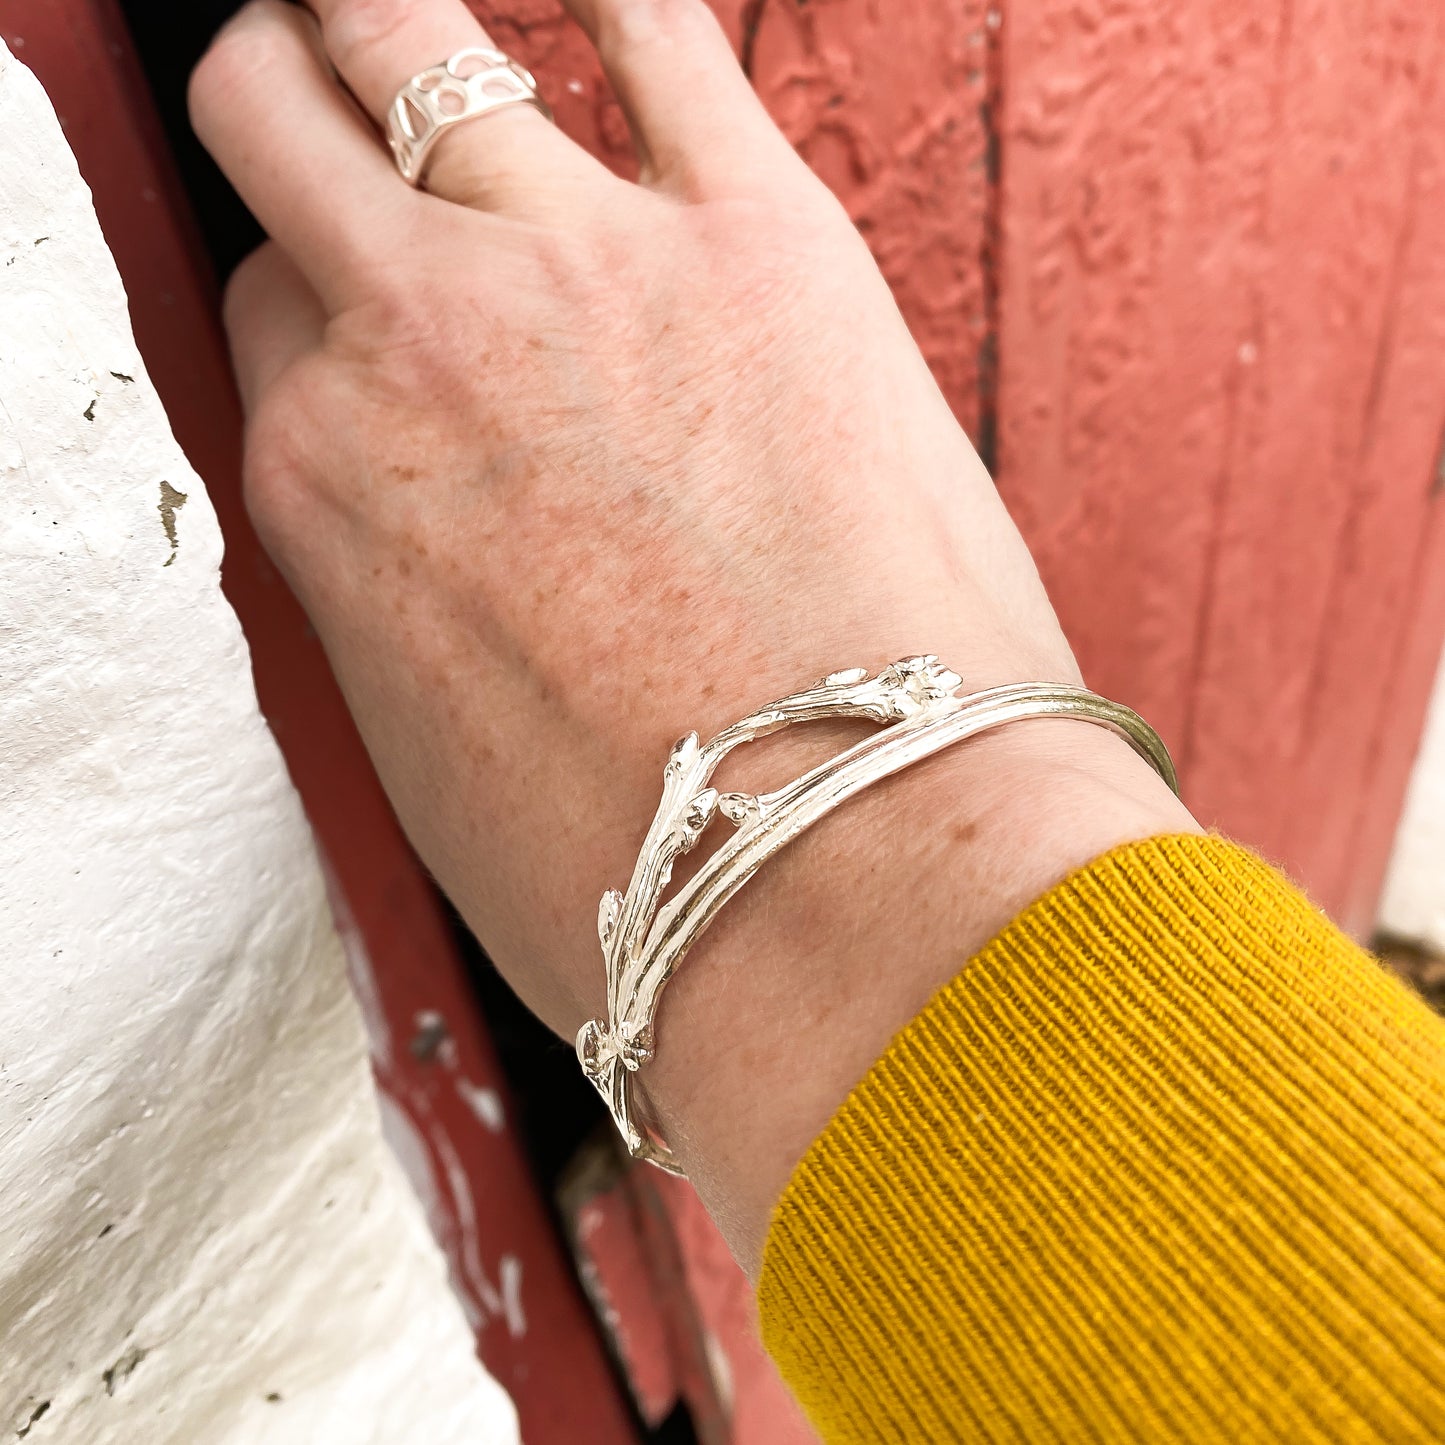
left=191, top=0, right=1197, bottom=1272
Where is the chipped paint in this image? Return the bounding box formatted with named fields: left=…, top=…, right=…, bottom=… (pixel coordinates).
left=319, top=853, right=393, bottom=1070
left=101, top=1347, right=146, bottom=1398
left=458, top=1078, right=506, bottom=1133
left=499, top=1254, right=527, bottom=1340
left=384, top=1086, right=535, bottom=1343
left=157, top=478, right=186, bottom=565
left=432, top=1113, right=507, bottom=1327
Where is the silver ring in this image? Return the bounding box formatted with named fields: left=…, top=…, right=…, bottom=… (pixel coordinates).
left=386, top=47, right=553, bottom=187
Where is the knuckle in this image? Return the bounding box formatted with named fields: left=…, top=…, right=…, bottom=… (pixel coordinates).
left=372, top=306, right=483, bottom=401
left=220, top=244, right=281, bottom=337
left=322, top=0, right=414, bottom=68
left=241, top=425, right=303, bottom=536
left=240, top=371, right=328, bottom=542
left=604, top=0, right=717, bottom=52
left=319, top=288, right=470, bottom=412
left=188, top=11, right=286, bottom=130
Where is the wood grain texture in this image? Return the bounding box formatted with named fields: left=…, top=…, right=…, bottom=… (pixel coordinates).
left=994, top=0, right=1445, bottom=930
left=559, top=1146, right=821, bottom=1442
left=741, top=0, right=995, bottom=434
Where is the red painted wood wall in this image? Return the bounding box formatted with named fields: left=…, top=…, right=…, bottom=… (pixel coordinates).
left=993, top=0, right=1445, bottom=939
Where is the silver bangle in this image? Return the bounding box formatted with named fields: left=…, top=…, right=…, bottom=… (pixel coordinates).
left=576, top=657, right=1179, bottom=1173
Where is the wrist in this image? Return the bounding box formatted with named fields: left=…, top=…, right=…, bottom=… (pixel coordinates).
left=636, top=714, right=1199, bottom=1275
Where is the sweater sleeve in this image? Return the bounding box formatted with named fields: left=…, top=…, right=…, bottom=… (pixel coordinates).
left=757, top=834, right=1445, bottom=1444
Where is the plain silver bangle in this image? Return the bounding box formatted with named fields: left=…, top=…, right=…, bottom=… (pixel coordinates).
left=576, top=656, right=1179, bottom=1173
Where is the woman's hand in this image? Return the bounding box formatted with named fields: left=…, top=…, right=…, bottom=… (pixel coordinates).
left=191, top=0, right=1196, bottom=1271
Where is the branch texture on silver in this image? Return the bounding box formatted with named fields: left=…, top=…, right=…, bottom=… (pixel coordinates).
left=576, top=659, right=1180, bottom=1173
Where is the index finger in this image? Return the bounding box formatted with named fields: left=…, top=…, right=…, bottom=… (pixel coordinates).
left=189, top=0, right=421, bottom=311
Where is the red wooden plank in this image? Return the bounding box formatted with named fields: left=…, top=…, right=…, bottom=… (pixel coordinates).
left=1291, top=78, right=1445, bottom=932
left=561, top=1147, right=683, bottom=1429
left=561, top=1145, right=818, bottom=1444
left=0, top=4, right=637, bottom=1438
left=735, top=0, right=996, bottom=438
left=994, top=0, right=1445, bottom=925
left=646, top=1171, right=818, bottom=1445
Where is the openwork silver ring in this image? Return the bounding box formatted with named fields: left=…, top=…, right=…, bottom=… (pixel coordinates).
left=577, top=661, right=1181, bottom=1174
left=386, top=46, right=553, bottom=187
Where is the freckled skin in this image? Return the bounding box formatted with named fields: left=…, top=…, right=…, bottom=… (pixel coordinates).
left=194, top=0, right=1197, bottom=1275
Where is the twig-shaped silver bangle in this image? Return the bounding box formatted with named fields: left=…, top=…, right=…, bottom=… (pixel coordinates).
left=577, top=658, right=1179, bottom=1172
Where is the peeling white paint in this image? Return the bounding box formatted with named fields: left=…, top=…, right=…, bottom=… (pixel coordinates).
left=0, top=45, right=517, bottom=1444
left=458, top=1078, right=507, bottom=1132
left=432, top=1111, right=507, bottom=1327
left=414, top=1008, right=460, bottom=1068
left=379, top=1087, right=530, bottom=1342
left=1380, top=650, right=1445, bottom=952
left=321, top=852, right=394, bottom=1070
left=499, top=1254, right=528, bottom=1340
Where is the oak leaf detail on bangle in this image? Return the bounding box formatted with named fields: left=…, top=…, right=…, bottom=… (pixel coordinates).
left=577, top=658, right=1179, bottom=1174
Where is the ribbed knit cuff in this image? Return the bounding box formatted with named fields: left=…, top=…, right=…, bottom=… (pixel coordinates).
left=758, top=834, right=1445, bottom=1444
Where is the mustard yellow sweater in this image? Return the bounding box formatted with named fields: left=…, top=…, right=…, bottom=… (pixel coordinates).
left=758, top=835, right=1445, bottom=1443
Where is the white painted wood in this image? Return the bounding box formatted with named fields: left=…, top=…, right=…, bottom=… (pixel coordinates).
left=0, top=44, right=518, bottom=1444
left=1380, top=651, right=1445, bottom=953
